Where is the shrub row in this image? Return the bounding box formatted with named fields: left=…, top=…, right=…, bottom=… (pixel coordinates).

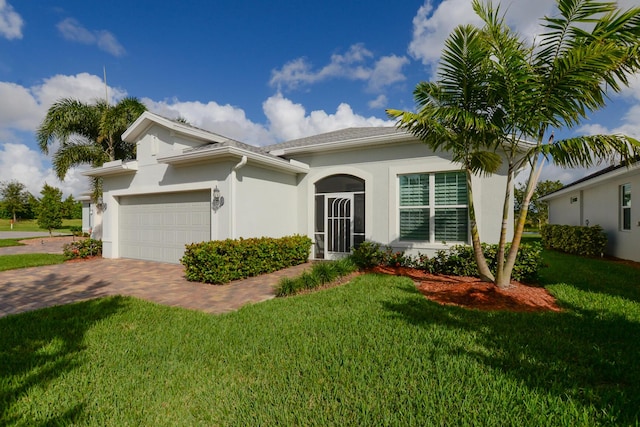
left=181, top=235, right=313, bottom=284
left=63, top=238, right=102, bottom=260
left=540, top=224, right=607, bottom=257
left=350, top=241, right=543, bottom=283
left=275, top=258, right=358, bottom=297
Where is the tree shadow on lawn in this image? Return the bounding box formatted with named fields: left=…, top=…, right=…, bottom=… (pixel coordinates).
left=383, top=282, right=640, bottom=425
left=0, top=297, right=126, bottom=425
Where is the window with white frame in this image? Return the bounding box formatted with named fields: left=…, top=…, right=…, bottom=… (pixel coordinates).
left=621, top=183, right=631, bottom=231
left=399, top=171, right=468, bottom=243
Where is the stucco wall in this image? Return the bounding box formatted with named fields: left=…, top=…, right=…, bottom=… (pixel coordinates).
left=288, top=140, right=514, bottom=257
left=547, top=168, right=640, bottom=262
left=232, top=164, right=298, bottom=239
left=547, top=190, right=582, bottom=226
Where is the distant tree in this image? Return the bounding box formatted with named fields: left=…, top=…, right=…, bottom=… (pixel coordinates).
left=26, top=193, right=40, bottom=220
left=514, top=180, right=563, bottom=229
left=37, top=183, right=63, bottom=236
left=61, top=195, right=77, bottom=219
left=0, top=180, right=30, bottom=223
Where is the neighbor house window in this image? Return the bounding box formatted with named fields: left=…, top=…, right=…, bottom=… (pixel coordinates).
left=621, top=183, right=631, bottom=231
left=399, top=171, right=468, bottom=243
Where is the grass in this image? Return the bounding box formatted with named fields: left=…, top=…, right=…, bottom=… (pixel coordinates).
left=1, top=249, right=639, bottom=425
left=0, top=239, right=23, bottom=248
left=0, top=253, right=65, bottom=271
left=0, top=218, right=81, bottom=233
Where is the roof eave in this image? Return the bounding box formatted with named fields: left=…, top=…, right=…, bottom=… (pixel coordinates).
left=157, top=146, right=309, bottom=174
left=83, top=160, right=138, bottom=177
left=122, top=111, right=228, bottom=144
left=540, top=162, right=640, bottom=201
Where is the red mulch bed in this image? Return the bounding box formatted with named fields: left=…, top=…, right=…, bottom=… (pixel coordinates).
left=371, top=266, right=561, bottom=313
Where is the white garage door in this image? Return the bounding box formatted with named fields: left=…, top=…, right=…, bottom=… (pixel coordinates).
left=119, top=191, right=211, bottom=263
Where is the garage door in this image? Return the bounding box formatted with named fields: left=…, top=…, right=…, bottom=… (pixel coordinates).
left=119, top=191, right=211, bottom=263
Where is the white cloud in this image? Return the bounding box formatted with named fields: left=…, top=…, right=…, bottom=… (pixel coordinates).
left=57, top=18, right=125, bottom=57
left=0, top=142, right=86, bottom=197
left=408, top=0, right=556, bottom=67
left=368, top=55, right=409, bottom=91
left=270, top=44, right=408, bottom=93
left=0, top=0, right=23, bottom=40
left=368, top=94, right=388, bottom=109
left=141, top=98, right=275, bottom=146
left=262, top=92, right=393, bottom=141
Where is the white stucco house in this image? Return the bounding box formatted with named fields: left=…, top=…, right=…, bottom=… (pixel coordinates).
left=84, top=111, right=514, bottom=264
left=540, top=161, right=639, bottom=262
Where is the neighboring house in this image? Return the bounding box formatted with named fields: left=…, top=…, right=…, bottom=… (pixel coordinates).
left=540, top=161, right=639, bottom=262
left=84, top=111, right=514, bottom=264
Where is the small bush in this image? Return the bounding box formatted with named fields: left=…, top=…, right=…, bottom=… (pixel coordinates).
left=430, top=243, right=543, bottom=283
left=181, top=235, right=312, bottom=284
left=63, top=239, right=102, bottom=260
left=350, top=241, right=386, bottom=269
left=541, top=224, right=607, bottom=257
left=275, top=259, right=359, bottom=297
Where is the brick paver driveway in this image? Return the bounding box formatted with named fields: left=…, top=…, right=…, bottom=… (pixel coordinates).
left=0, top=257, right=310, bottom=318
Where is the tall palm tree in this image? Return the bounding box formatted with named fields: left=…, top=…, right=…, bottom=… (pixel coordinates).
left=389, top=0, right=640, bottom=288
left=37, top=97, right=147, bottom=198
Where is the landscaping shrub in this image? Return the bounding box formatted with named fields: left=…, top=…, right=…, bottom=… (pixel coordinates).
left=181, top=235, right=312, bottom=284
left=275, top=259, right=359, bottom=297
left=430, top=243, right=543, bottom=283
left=349, top=241, right=386, bottom=269
left=63, top=239, right=102, bottom=260
left=541, top=224, right=607, bottom=257
left=350, top=240, right=543, bottom=283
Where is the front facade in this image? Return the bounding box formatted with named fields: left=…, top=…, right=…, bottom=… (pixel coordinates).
left=86, top=112, right=514, bottom=264
left=541, top=161, right=640, bottom=262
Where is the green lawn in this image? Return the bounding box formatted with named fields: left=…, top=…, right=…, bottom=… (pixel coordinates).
left=0, top=218, right=81, bottom=233
left=0, top=253, right=65, bottom=271
left=1, top=250, right=639, bottom=425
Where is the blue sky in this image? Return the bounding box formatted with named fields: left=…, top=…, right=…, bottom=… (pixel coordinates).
left=1, top=0, right=639, bottom=198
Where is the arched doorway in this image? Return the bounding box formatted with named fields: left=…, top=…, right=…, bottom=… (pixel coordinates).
left=314, top=174, right=365, bottom=259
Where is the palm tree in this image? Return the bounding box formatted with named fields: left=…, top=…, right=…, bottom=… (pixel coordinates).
left=37, top=97, right=147, bottom=198
left=389, top=0, right=640, bottom=288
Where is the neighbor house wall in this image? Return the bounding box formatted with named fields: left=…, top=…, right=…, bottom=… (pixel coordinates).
left=546, top=168, right=640, bottom=262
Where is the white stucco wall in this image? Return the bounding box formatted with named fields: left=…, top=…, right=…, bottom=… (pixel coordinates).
left=288, top=140, right=514, bottom=258
left=547, top=190, right=583, bottom=226
left=232, top=164, right=298, bottom=239
left=546, top=167, right=640, bottom=262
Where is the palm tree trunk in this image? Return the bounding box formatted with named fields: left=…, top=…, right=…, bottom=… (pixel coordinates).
left=495, top=163, right=515, bottom=288
left=501, top=153, right=543, bottom=287
left=467, top=170, right=495, bottom=282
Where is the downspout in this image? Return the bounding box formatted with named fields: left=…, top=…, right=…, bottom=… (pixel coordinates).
left=230, top=156, right=248, bottom=238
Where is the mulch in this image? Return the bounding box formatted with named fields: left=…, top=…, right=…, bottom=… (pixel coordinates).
left=371, top=265, right=561, bottom=312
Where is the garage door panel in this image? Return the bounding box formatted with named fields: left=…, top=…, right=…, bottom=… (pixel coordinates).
left=119, top=191, right=211, bottom=263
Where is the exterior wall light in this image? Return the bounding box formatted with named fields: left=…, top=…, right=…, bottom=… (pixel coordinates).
left=96, top=196, right=107, bottom=211
left=212, top=186, right=224, bottom=212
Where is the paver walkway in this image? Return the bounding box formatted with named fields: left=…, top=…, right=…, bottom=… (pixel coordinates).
left=0, top=249, right=311, bottom=318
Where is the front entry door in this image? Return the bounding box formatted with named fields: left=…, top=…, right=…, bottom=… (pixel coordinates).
left=325, top=193, right=353, bottom=259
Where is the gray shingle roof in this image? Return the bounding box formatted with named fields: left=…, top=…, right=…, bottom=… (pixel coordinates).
left=264, top=127, right=405, bottom=152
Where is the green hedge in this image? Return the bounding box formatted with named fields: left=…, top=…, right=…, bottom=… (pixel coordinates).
left=350, top=241, right=543, bottom=283
left=540, top=224, right=607, bottom=257
left=181, top=235, right=312, bottom=284
left=430, top=243, right=543, bottom=283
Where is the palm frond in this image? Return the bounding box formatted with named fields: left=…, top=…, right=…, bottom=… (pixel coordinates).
left=541, top=134, right=640, bottom=168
